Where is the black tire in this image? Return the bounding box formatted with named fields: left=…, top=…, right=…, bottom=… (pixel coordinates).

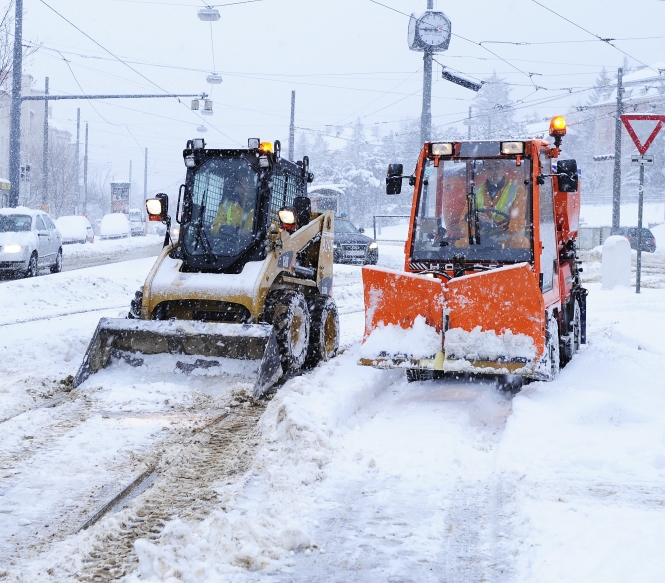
left=406, top=369, right=436, bottom=382
left=537, top=315, right=560, bottom=382
left=264, top=290, right=311, bottom=373
left=560, top=300, right=581, bottom=367
left=25, top=253, right=38, bottom=278
left=305, top=295, right=340, bottom=367
left=50, top=249, right=62, bottom=273
left=127, top=289, right=143, bottom=319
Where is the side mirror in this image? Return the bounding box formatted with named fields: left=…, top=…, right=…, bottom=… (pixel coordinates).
left=293, top=196, right=311, bottom=229
left=146, top=193, right=169, bottom=222
left=386, top=163, right=404, bottom=195
left=557, top=159, right=579, bottom=192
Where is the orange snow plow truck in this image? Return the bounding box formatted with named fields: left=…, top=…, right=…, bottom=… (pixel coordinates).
left=359, top=116, right=587, bottom=385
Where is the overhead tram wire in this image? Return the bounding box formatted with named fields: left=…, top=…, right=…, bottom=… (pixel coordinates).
left=530, top=0, right=659, bottom=74
left=37, top=0, right=241, bottom=146
left=367, top=0, right=539, bottom=88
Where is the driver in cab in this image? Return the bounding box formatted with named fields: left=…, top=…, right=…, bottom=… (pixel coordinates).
left=211, top=177, right=255, bottom=235
left=456, top=159, right=529, bottom=249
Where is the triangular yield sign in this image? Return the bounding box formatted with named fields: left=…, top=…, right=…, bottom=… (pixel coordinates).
left=621, top=115, right=665, bottom=155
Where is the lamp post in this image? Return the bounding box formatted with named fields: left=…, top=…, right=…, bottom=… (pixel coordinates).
left=8, top=0, right=23, bottom=207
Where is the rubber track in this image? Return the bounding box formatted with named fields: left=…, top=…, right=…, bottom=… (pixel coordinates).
left=74, top=401, right=267, bottom=582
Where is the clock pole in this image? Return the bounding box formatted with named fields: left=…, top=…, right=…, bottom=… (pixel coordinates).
left=421, top=46, right=432, bottom=144
left=419, top=0, right=434, bottom=144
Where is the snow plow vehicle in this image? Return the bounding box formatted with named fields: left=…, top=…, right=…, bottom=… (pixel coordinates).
left=74, top=138, right=339, bottom=396
left=359, top=116, right=586, bottom=385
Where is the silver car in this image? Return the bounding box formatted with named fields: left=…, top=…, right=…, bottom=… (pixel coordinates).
left=0, top=208, right=63, bottom=278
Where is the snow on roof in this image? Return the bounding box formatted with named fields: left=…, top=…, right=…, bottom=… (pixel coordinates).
left=0, top=206, right=47, bottom=216
left=309, top=184, right=345, bottom=196
left=594, top=64, right=665, bottom=107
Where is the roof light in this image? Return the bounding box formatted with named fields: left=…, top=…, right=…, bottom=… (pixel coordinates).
left=197, top=7, right=220, bottom=21
left=259, top=141, right=273, bottom=152
left=184, top=155, right=196, bottom=168
left=431, top=142, right=453, bottom=156
left=549, top=116, right=567, bottom=137
left=248, top=138, right=260, bottom=149
left=259, top=156, right=270, bottom=168
left=192, top=138, right=205, bottom=150
left=501, top=141, right=524, bottom=155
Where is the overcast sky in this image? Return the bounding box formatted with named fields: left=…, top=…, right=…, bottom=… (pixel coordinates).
left=18, top=0, right=665, bottom=199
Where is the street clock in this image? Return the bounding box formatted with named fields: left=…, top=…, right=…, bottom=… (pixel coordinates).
left=408, top=10, right=451, bottom=52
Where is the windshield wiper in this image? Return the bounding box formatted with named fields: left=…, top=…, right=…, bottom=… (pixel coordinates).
left=192, top=188, right=215, bottom=263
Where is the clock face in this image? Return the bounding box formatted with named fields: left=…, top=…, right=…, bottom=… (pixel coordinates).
left=417, top=12, right=451, bottom=47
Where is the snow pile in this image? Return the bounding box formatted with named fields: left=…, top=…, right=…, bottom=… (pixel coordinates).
left=62, top=234, right=162, bottom=261
left=444, top=326, right=537, bottom=363
left=55, top=215, right=90, bottom=241
left=601, top=236, right=631, bottom=289
left=359, top=314, right=441, bottom=360
left=496, top=283, right=665, bottom=582
left=127, top=348, right=401, bottom=580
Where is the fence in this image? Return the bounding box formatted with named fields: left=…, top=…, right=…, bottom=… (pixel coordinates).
left=373, top=215, right=410, bottom=242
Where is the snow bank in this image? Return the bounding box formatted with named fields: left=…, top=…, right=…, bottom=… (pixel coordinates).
left=127, top=348, right=402, bottom=580
left=601, top=236, right=631, bottom=289
left=62, top=234, right=162, bottom=261
left=359, top=314, right=441, bottom=359
left=444, top=326, right=537, bottom=362
left=497, top=282, right=665, bottom=583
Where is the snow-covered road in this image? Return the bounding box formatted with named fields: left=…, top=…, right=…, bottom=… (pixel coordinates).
left=1, top=243, right=664, bottom=582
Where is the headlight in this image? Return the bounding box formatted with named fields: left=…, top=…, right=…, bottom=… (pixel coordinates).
left=368, top=242, right=378, bottom=250
left=500, top=141, right=524, bottom=155
left=278, top=208, right=296, bottom=225
left=3, top=244, right=23, bottom=253
left=184, top=155, right=196, bottom=168
left=431, top=142, right=453, bottom=156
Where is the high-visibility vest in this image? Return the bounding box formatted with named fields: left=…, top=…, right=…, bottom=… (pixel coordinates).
left=473, top=180, right=524, bottom=237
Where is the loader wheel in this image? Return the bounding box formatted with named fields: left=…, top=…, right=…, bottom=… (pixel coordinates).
left=305, top=295, right=339, bottom=368
left=265, top=290, right=311, bottom=373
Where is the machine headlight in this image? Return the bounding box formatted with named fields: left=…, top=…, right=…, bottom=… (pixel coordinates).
left=368, top=242, right=378, bottom=250
left=431, top=142, right=453, bottom=156
left=259, top=155, right=270, bottom=168
left=184, top=155, right=196, bottom=168
left=3, top=244, right=23, bottom=253
left=278, top=208, right=296, bottom=225
left=500, top=141, right=524, bottom=155
left=146, top=198, right=163, bottom=216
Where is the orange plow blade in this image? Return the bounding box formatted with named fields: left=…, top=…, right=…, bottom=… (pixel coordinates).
left=359, top=266, right=445, bottom=369
left=444, top=263, right=546, bottom=375
left=359, top=263, right=546, bottom=376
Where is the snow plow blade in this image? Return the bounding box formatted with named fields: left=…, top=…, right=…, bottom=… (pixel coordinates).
left=359, top=263, right=547, bottom=376
left=359, top=266, right=446, bottom=369
left=73, top=318, right=283, bottom=397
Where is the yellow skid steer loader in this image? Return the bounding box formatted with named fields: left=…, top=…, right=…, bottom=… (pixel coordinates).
left=74, top=138, right=339, bottom=396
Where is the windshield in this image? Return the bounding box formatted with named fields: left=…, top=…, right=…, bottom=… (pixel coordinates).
left=412, top=157, right=532, bottom=263
left=0, top=214, right=32, bottom=233
left=335, top=220, right=361, bottom=234
left=185, top=157, right=259, bottom=258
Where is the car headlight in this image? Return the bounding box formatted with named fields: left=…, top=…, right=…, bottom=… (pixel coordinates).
left=368, top=242, right=378, bottom=250
left=3, top=244, right=23, bottom=253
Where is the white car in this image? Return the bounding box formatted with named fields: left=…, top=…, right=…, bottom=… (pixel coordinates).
left=128, top=208, right=146, bottom=236
left=55, top=215, right=95, bottom=244
left=0, top=207, right=63, bottom=278
left=99, top=213, right=131, bottom=239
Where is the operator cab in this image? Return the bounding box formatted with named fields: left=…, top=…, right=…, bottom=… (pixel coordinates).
left=158, top=138, right=314, bottom=274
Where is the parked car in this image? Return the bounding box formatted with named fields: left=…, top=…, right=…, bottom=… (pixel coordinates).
left=0, top=207, right=62, bottom=278
left=99, top=213, right=131, bottom=239
left=128, top=208, right=146, bottom=236
left=333, top=217, right=378, bottom=265
left=616, top=227, right=657, bottom=253
left=55, top=215, right=94, bottom=244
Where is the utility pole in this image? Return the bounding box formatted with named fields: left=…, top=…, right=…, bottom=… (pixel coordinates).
left=144, top=148, right=148, bottom=202
left=612, top=67, right=624, bottom=234
left=289, top=90, right=295, bottom=161
left=468, top=106, right=472, bottom=139
left=75, top=108, right=80, bottom=213
left=83, top=122, right=88, bottom=215
left=129, top=159, right=132, bottom=206
left=42, top=77, right=49, bottom=206
left=419, top=0, right=434, bottom=144
left=8, top=0, right=23, bottom=207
